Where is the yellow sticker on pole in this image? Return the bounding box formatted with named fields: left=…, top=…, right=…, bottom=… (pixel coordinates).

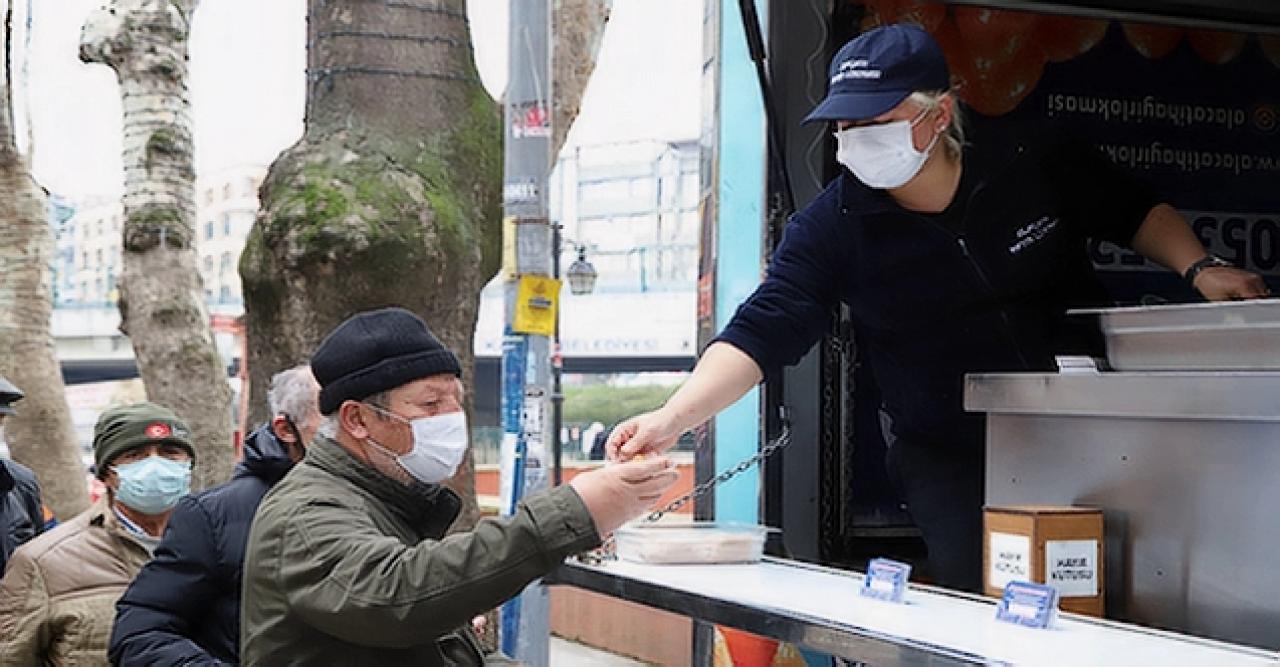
left=501, top=216, right=518, bottom=279
left=512, top=275, right=561, bottom=337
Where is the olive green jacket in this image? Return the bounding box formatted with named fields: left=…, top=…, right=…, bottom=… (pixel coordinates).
left=240, top=435, right=600, bottom=666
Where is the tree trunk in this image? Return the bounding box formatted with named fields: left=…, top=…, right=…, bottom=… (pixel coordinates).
left=241, top=0, right=611, bottom=544
left=0, top=0, right=90, bottom=519
left=552, top=0, right=612, bottom=157
left=80, top=0, right=235, bottom=491
left=0, top=0, right=86, bottom=518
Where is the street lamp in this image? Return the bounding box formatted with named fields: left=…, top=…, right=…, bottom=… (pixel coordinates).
left=551, top=225, right=597, bottom=486
left=565, top=246, right=598, bottom=296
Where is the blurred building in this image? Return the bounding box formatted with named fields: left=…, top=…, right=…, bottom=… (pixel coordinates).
left=60, top=198, right=122, bottom=307
left=196, top=164, right=265, bottom=310
left=51, top=165, right=267, bottom=311
left=550, top=138, right=700, bottom=293
left=47, top=193, right=78, bottom=306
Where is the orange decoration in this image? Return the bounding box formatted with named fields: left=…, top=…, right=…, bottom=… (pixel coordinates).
left=718, top=627, right=779, bottom=666
left=1036, top=15, right=1110, bottom=62
left=1187, top=29, right=1247, bottom=65
left=894, top=1, right=947, bottom=33
left=929, top=20, right=971, bottom=96
left=933, top=16, right=1044, bottom=117
left=954, top=7, right=1042, bottom=65
left=1261, top=36, right=1280, bottom=70
left=862, top=0, right=945, bottom=33
left=1122, top=23, right=1185, bottom=59
left=969, top=51, right=1047, bottom=116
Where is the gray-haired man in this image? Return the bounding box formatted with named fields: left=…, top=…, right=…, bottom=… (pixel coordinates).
left=109, top=366, right=322, bottom=665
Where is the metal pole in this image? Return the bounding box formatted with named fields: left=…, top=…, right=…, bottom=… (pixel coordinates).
left=551, top=224, right=564, bottom=487
left=500, top=0, right=553, bottom=663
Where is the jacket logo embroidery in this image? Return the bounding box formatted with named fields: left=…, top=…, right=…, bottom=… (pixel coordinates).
left=1009, top=215, right=1060, bottom=255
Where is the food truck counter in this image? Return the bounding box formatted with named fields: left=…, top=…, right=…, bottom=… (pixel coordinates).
left=966, top=370, right=1280, bottom=649
left=550, top=556, right=1280, bottom=665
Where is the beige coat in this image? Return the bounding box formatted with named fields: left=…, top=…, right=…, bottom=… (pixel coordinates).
left=0, top=497, right=153, bottom=666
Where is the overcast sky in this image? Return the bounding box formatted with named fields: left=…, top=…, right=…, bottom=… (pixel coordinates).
left=21, top=0, right=702, bottom=202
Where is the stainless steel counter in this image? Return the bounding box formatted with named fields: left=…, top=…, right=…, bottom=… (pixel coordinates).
left=967, top=371, right=1280, bottom=650
left=549, top=556, right=1280, bottom=665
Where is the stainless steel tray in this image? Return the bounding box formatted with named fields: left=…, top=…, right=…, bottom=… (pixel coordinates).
left=1069, top=298, right=1280, bottom=371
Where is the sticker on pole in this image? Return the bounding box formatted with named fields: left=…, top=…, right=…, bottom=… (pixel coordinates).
left=512, top=275, right=560, bottom=337
left=859, top=558, right=911, bottom=603
left=995, top=581, right=1059, bottom=629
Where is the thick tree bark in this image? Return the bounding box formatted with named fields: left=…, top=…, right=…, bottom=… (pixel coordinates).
left=0, top=0, right=90, bottom=519
left=241, top=0, right=611, bottom=549
left=243, top=0, right=502, bottom=543
left=80, top=0, right=235, bottom=491
left=552, top=0, right=612, bottom=156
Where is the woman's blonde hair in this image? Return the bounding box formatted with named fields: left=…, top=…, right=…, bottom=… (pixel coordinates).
left=909, top=90, right=965, bottom=159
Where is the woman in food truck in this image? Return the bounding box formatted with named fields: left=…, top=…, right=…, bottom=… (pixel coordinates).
left=605, top=23, right=1268, bottom=592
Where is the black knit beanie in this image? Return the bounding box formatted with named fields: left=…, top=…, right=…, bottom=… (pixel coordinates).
left=312, top=307, right=462, bottom=415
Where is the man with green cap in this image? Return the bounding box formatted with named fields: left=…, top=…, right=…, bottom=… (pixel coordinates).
left=0, top=402, right=196, bottom=666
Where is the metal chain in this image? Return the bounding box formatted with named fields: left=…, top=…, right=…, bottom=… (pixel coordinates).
left=644, top=421, right=791, bottom=523
left=574, top=418, right=793, bottom=565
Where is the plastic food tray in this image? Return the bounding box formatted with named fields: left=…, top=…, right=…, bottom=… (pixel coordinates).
left=613, top=523, right=769, bottom=565
left=1069, top=298, right=1280, bottom=371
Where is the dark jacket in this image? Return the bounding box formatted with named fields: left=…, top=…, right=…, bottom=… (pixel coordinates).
left=240, top=435, right=600, bottom=666
left=109, top=426, right=296, bottom=666
left=717, top=137, right=1157, bottom=444
left=0, top=458, right=43, bottom=577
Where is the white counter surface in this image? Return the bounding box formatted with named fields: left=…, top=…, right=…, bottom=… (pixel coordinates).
left=556, top=557, right=1279, bottom=666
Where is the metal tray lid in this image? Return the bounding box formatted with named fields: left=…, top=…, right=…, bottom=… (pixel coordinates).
left=1068, top=297, right=1280, bottom=331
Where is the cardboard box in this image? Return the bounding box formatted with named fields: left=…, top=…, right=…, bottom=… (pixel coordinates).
left=983, top=505, right=1104, bottom=617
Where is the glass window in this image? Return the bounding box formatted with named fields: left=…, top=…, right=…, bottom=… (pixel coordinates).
left=203, top=255, right=214, bottom=273
left=95, top=249, right=102, bottom=265
left=205, top=222, right=215, bottom=240
left=222, top=214, right=232, bottom=236
left=222, top=184, right=234, bottom=200
left=220, top=252, right=232, bottom=273
left=219, top=285, right=232, bottom=302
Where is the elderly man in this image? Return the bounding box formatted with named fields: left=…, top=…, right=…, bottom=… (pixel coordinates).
left=0, top=402, right=195, bottom=665
left=241, top=307, right=678, bottom=665
left=0, top=376, right=45, bottom=578
left=110, top=366, right=322, bottom=666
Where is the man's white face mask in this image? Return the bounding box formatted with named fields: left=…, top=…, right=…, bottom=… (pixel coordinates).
left=835, top=107, right=938, bottom=189
left=365, top=405, right=469, bottom=485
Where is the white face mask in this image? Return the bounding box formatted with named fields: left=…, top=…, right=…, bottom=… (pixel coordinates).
left=367, top=406, right=469, bottom=485
left=835, top=109, right=938, bottom=189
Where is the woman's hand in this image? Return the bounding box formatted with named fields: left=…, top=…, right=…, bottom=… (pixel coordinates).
left=605, top=410, right=682, bottom=462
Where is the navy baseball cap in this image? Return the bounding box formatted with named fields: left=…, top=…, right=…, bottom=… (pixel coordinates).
left=803, top=23, right=950, bottom=124
left=0, top=375, right=21, bottom=415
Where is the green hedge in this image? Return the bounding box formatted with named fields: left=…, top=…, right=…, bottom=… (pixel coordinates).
left=561, top=384, right=678, bottom=428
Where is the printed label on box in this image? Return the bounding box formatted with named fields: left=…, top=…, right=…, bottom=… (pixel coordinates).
left=989, top=532, right=1031, bottom=589
left=1045, top=539, right=1099, bottom=597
